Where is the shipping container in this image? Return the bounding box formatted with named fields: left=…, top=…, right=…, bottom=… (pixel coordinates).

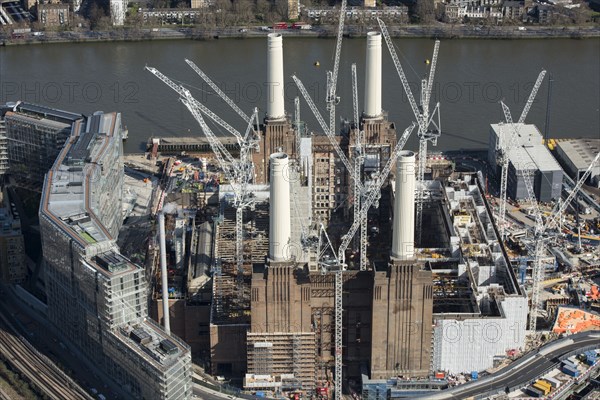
left=586, top=356, right=596, bottom=366
left=533, top=381, right=551, bottom=395
left=562, top=359, right=577, bottom=369
left=544, top=376, right=561, bottom=388
left=526, top=386, right=544, bottom=398
left=434, top=372, right=445, bottom=379
left=536, top=379, right=552, bottom=390
left=562, top=365, right=580, bottom=377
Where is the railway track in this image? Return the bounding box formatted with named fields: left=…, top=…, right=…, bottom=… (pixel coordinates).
left=0, top=310, right=94, bottom=400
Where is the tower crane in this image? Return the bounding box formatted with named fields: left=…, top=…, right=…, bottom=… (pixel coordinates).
left=295, top=2, right=349, bottom=397
left=350, top=63, right=367, bottom=270
left=528, top=151, right=599, bottom=332
left=145, top=65, right=259, bottom=299
left=293, top=75, right=357, bottom=188
left=377, top=18, right=441, bottom=246
left=497, top=100, right=600, bottom=333
left=328, top=3, right=346, bottom=397
left=338, top=122, right=417, bottom=268
left=184, top=58, right=251, bottom=125
left=294, top=97, right=303, bottom=167
left=496, top=70, right=546, bottom=240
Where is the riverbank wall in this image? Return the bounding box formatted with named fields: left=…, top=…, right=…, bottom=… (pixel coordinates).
left=2, top=24, right=599, bottom=47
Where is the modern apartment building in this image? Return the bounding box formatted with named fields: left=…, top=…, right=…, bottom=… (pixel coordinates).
left=40, top=111, right=192, bottom=399
left=0, top=101, right=81, bottom=187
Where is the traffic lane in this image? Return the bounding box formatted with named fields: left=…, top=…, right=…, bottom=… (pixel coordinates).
left=420, top=335, right=600, bottom=399
left=453, top=337, right=600, bottom=398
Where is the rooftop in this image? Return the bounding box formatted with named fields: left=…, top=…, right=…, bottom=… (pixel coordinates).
left=4, top=111, right=74, bottom=131
left=41, top=112, right=122, bottom=255
left=557, top=138, right=600, bottom=172
left=491, top=123, right=562, bottom=173
left=117, top=318, right=190, bottom=370
left=13, top=102, right=83, bottom=124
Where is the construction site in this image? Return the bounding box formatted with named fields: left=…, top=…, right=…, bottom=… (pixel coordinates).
left=126, top=1, right=600, bottom=398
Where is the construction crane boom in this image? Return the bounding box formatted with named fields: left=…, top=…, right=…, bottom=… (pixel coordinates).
left=338, top=123, right=417, bottom=265
left=377, top=18, right=421, bottom=122
left=424, top=40, right=440, bottom=108
left=148, top=63, right=257, bottom=305
left=185, top=58, right=251, bottom=124
left=518, top=71, right=547, bottom=124
left=528, top=151, right=599, bottom=332
left=547, top=151, right=600, bottom=232
left=329, top=4, right=346, bottom=399
left=496, top=70, right=546, bottom=240
left=351, top=63, right=368, bottom=271
left=378, top=18, right=441, bottom=245
left=145, top=66, right=238, bottom=164
left=329, top=0, right=347, bottom=103
left=293, top=74, right=361, bottom=191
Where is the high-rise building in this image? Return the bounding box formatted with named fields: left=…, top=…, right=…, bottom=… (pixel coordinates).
left=40, top=111, right=192, bottom=399
left=0, top=101, right=81, bottom=187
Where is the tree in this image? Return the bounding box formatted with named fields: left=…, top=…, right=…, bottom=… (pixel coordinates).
left=413, top=0, right=436, bottom=24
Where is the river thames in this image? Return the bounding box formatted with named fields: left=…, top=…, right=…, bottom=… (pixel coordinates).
left=1, top=37, right=598, bottom=153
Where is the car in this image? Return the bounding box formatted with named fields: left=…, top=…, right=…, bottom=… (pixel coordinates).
left=239, top=28, right=248, bottom=33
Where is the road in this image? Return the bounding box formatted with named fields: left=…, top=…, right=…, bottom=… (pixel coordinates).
left=419, top=331, right=600, bottom=399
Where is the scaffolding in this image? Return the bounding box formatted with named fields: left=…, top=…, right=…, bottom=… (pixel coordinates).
left=211, top=200, right=271, bottom=325
left=246, top=333, right=316, bottom=391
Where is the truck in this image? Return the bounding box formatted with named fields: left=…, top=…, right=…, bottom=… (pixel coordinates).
left=291, top=22, right=312, bottom=30
left=12, top=28, right=31, bottom=34
left=273, top=22, right=288, bottom=29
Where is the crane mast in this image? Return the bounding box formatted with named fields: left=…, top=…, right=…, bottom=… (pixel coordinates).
left=293, top=75, right=361, bottom=190
left=146, top=65, right=259, bottom=302
left=338, top=123, right=416, bottom=265
left=377, top=18, right=441, bottom=246
left=529, top=151, right=599, bottom=332
left=497, top=70, right=546, bottom=240
left=350, top=63, right=368, bottom=270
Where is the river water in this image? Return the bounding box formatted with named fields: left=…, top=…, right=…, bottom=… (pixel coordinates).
left=1, top=37, right=598, bottom=153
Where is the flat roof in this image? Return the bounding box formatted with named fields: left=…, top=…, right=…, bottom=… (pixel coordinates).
left=117, top=319, right=190, bottom=370
left=15, top=102, right=83, bottom=124
left=4, top=111, right=73, bottom=131
left=557, top=139, right=600, bottom=172
left=491, top=123, right=562, bottom=173
left=41, top=112, right=122, bottom=258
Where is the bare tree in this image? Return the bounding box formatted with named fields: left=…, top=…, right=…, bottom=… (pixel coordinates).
left=413, top=0, right=436, bottom=24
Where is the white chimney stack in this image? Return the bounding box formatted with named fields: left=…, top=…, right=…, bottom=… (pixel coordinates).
left=158, top=212, right=171, bottom=334
left=269, top=153, right=292, bottom=261
left=392, top=151, right=416, bottom=260
left=267, top=33, right=286, bottom=121
left=364, top=31, right=382, bottom=119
